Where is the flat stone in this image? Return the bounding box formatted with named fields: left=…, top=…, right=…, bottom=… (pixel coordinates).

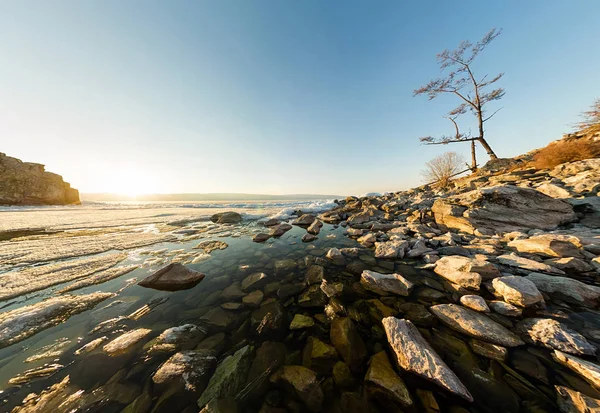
left=364, top=351, right=413, bottom=407
left=434, top=256, right=500, bottom=290
left=103, top=328, right=153, bottom=356
left=302, top=234, right=317, bottom=242
left=515, top=318, right=596, bottom=356
left=374, top=240, right=409, bottom=259
left=555, top=385, right=600, bottom=413
left=211, top=212, right=242, bottom=224
left=429, top=304, right=524, bottom=347
left=491, top=276, right=544, bottom=307
left=498, top=254, right=565, bottom=275
left=381, top=317, right=472, bottom=402
left=488, top=300, right=522, bottom=317
left=221, top=281, right=246, bottom=301
left=360, top=270, right=414, bottom=296
left=469, top=338, right=508, bottom=362
left=253, top=233, right=271, bottom=243
left=552, top=350, right=600, bottom=391
left=138, top=263, right=205, bottom=291
left=459, top=295, right=490, bottom=312
left=508, top=234, right=584, bottom=258
left=526, top=272, right=600, bottom=307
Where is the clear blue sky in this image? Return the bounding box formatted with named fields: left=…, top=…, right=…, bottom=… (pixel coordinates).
left=1, top=1, right=598, bottom=196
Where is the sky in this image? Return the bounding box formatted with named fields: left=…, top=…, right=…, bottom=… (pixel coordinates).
left=1, top=1, right=599, bottom=196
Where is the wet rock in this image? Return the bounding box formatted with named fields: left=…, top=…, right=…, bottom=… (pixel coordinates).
left=515, top=318, right=596, bottom=355
left=292, top=214, right=316, bottom=227
left=298, top=285, right=327, bottom=308
left=74, top=336, right=108, bottom=355
left=145, top=324, right=206, bottom=358
left=103, top=328, right=153, bottom=356
left=263, top=218, right=280, bottom=227
left=196, top=240, right=229, bottom=253
left=553, top=350, right=600, bottom=391
left=8, top=363, right=64, bottom=385
left=364, top=351, right=413, bottom=408
left=305, top=265, right=325, bottom=285
left=221, top=281, right=246, bottom=301
left=211, top=212, right=242, bottom=224
left=274, top=259, right=297, bottom=274
left=469, top=338, right=508, bottom=362
left=307, top=219, right=322, bottom=235
left=555, top=385, right=600, bottom=413
left=320, top=279, right=345, bottom=298
left=250, top=301, right=285, bottom=338
left=381, top=317, right=473, bottom=402
left=0, top=292, right=113, bottom=349
left=302, top=336, right=338, bottom=374
left=459, top=295, right=490, bottom=312
left=289, top=314, right=314, bottom=330
left=240, top=341, right=286, bottom=402
left=330, top=317, right=367, bottom=373
left=242, top=290, right=264, bottom=308
left=526, top=273, right=600, bottom=307
left=326, top=248, right=346, bottom=265
left=432, top=185, right=576, bottom=234
left=199, top=397, right=239, bottom=413
left=242, top=272, right=269, bottom=292
left=197, top=333, right=227, bottom=355
left=197, top=345, right=254, bottom=408
left=270, top=223, right=292, bottom=237
left=333, top=361, right=354, bottom=389
left=253, top=233, right=271, bottom=243
left=488, top=300, right=522, bottom=317
left=374, top=240, right=409, bottom=259
left=347, top=211, right=371, bottom=226
left=498, top=253, right=565, bottom=275
left=302, top=234, right=317, bottom=242
left=200, top=307, right=247, bottom=333
left=221, top=302, right=243, bottom=311
left=153, top=349, right=217, bottom=393
left=277, top=283, right=305, bottom=300
left=491, top=276, right=544, bottom=307
left=270, top=365, right=324, bottom=412
left=360, top=270, right=414, bottom=296
left=433, top=256, right=500, bottom=290
left=429, top=304, right=524, bottom=347
left=508, top=234, right=584, bottom=258
left=138, top=263, right=205, bottom=291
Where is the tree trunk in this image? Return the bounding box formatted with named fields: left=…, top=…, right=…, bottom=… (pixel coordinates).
left=470, top=140, right=477, bottom=171
left=478, top=108, right=498, bottom=160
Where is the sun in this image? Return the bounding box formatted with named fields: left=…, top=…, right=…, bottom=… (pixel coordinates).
left=88, top=164, right=155, bottom=198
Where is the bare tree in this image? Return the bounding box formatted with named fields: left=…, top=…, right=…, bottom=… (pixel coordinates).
left=421, top=151, right=466, bottom=188
left=576, top=98, right=600, bottom=134
left=414, top=28, right=505, bottom=162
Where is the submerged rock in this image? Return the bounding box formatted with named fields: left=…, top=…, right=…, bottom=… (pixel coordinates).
left=516, top=318, right=596, bottom=356
left=364, top=351, right=413, bottom=408
left=144, top=324, right=206, bottom=358
left=429, top=304, right=524, bottom=347
left=153, top=349, right=217, bottom=393
left=381, top=317, right=473, bottom=402
left=8, top=363, right=64, bottom=385
left=360, top=270, right=414, bottom=296
left=198, top=345, right=254, bottom=408
left=138, top=263, right=205, bottom=291
left=103, top=328, right=153, bottom=356
left=330, top=317, right=367, bottom=373
left=0, top=292, right=113, bottom=349
left=270, top=365, right=324, bottom=412
left=241, top=272, right=269, bottom=292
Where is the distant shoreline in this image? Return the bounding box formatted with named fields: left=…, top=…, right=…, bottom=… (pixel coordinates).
left=80, top=193, right=344, bottom=202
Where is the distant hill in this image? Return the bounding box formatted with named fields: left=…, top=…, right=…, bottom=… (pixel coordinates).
left=81, top=193, right=342, bottom=202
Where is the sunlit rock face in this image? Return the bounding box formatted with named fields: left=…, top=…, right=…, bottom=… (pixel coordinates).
left=0, top=152, right=80, bottom=205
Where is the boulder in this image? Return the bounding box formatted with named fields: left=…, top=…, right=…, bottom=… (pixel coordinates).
left=364, top=351, right=413, bottom=408
left=253, top=233, right=271, bottom=243
left=197, top=345, right=254, bottom=408
left=429, top=304, right=524, bottom=347
left=307, top=220, right=322, bottom=235
left=290, top=314, right=314, bottom=330
left=270, top=366, right=324, bottom=412
left=330, top=317, right=367, bottom=373
left=508, top=234, right=584, bottom=258
left=302, top=336, right=338, bottom=374
left=491, top=276, right=544, bottom=307
left=360, top=270, right=414, bottom=296
left=374, top=240, right=409, bottom=259
left=292, top=214, right=316, bottom=227
left=432, top=185, right=576, bottom=235
left=515, top=318, right=596, bottom=356
left=302, top=234, right=317, bottom=242
left=242, top=290, right=264, bottom=308
left=210, top=212, right=242, bottom=224
left=526, top=272, right=600, bottom=307
left=497, top=254, right=565, bottom=275
left=347, top=211, right=371, bottom=226
left=138, top=263, right=205, bottom=291
left=326, top=248, right=346, bottom=264
left=433, top=256, right=500, bottom=290
left=381, top=317, right=472, bottom=402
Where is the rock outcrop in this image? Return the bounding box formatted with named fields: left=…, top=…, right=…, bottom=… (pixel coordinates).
left=0, top=152, right=80, bottom=205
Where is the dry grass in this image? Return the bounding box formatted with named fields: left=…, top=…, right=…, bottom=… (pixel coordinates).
left=531, top=139, right=600, bottom=170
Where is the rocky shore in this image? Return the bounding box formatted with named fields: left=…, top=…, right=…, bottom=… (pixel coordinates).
left=1, top=152, right=599, bottom=412
left=0, top=153, right=80, bottom=206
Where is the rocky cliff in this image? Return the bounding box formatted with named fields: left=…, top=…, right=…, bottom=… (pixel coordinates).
left=0, top=153, right=80, bottom=205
